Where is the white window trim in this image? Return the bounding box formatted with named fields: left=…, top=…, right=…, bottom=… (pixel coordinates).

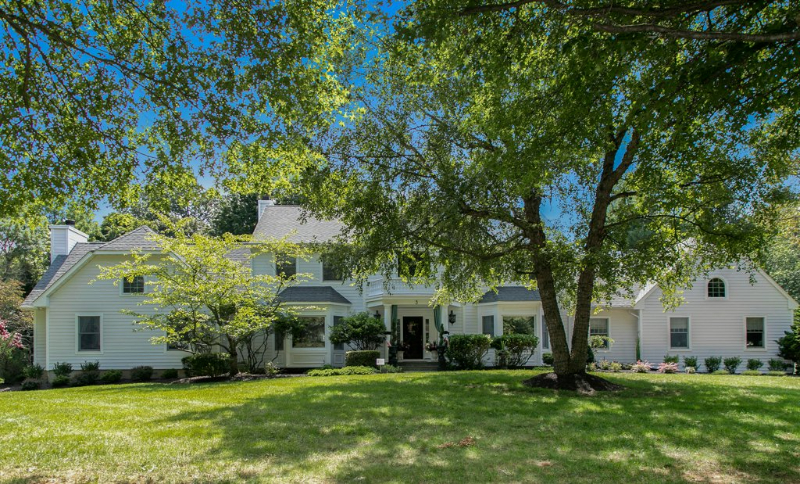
left=119, top=276, right=146, bottom=296
left=75, top=313, right=104, bottom=354
left=743, top=315, right=767, bottom=351
left=667, top=315, right=691, bottom=351
left=589, top=317, right=611, bottom=352
left=705, top=276, right=728, bottom=300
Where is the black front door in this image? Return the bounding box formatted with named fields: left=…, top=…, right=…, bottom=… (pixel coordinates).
left=402, top=316, right=424, bottom=359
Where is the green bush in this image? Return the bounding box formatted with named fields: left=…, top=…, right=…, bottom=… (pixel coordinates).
left=598, top=359, right=612, bottom=370
left=776, top=320, right=800, bottom=370
left=52, top=362, right=73, bottom=378
left=746, top=359, right=764, bottom=371
left=73, top=361, right=100, bottom=386
left=490, top=334, right=539, bottom=368
left=161, top=368, right=179, bottom=379
left=51, top=375, right=70, bottom=388
left=742, top=370, right=761, bottom=376
left=307, top=366, right=377, bottom=377
left=182, top=353, right=231, bottom=377
left=767, top=370, right=787, bottom=377
left=704, top=356, right=722, bottom=373
left=542, top=353, right=554, bottom=365
left=446, top=334, right=491, bottom=370
left=610, top=362, right=622, bottom=372
left=723, top=356, right=741, bottom=374
left=768, top=358, right=788, bottom=372
left=683, top=356, right=698, bottom=369
left=21, top=380, right=39, bottom=391
left=131, top=366, right=154, bottom=381
left=379, top=364, right=402, bottom=373
left=265, top=362, right=280, bottom=377
left=329, top=312, right=386, bottom=351
left=345, top=350, right=381, bottom=368
left=663, top=354, right=679, bottom=364
left=23, top=364, right=44, bottom=380
left=712, top=369, right=729, bottom=375
left=100, top=370, right=123, bottom=384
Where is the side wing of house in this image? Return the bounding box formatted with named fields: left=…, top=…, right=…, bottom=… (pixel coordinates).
left=636, top=268, right=797, bottom=369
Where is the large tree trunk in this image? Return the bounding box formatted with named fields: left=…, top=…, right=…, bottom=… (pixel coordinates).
left=522, top=131, right=639, bottom=391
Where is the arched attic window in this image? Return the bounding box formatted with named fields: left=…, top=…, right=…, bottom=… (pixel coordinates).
left=707, top=278, right=726, bottom=298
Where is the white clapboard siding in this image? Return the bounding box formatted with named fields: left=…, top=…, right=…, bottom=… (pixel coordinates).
left=46, top=254, right=186, bottom=370
left=639, top=268, right=794, bottom=370
left=590, top=308, right=639, bottom=363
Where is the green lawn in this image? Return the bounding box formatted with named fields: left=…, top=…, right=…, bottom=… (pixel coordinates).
left=1, top=371, right=798, bottom=483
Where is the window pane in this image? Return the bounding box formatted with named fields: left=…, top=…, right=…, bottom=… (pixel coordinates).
left=502, top=316, right=535, bottom=335
left=482, top=316, right=494, bottom=337
left=746, top=317, right=764, bottom=347
left=80, top=333, right=100, bottom=351
left=541, top=318, right=550, bottom=349
left=670, top=332, right=688, bottom=348
left=79, top=316, right=100, bottom=334
left=275, top=330, right=284, bottom=351
left=293, top=317, right=325, bottom=348
left=323, top=261, right=344, bottom=281
left=277, top=256, right=296, bottom=278
left=123, top=276, right=144, bottom=294
left=708, top=278, right=726, bottom=298
left=670, top=317, right=689, bottom=348
left=589, top=318, right=609, bottom=348
left=333, top=316, right=344, bottom=350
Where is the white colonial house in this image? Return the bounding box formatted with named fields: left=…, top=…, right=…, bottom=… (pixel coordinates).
left=22, top=199, right=798, bottom=373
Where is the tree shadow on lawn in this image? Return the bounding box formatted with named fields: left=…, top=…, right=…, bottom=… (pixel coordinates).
left=160, top=372, right=800, bottom=483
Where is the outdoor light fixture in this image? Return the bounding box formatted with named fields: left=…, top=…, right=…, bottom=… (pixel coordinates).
left=448, top=310, right=456, bottom=325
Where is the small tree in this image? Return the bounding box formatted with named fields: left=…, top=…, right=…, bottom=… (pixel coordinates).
left=0, top=319, right=24, bottom=381
left=329, top=312, right=385, bottom=350
left=97, top=230, right=307, bottom=375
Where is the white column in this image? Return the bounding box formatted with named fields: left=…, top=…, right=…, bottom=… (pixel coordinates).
left=383, top=304, right=392, bottom=360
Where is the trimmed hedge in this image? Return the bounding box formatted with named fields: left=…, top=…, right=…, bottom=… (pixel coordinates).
left=446, top=334, right=491, bottom=370
left=542, top=353, right=554, bottom=366
left=345, top=350, right=380, bottom=368
left=182, top=353, right=231, bottom=377
left=490, top=334, right=539, bottom=368
left=307, top=366, right=377, bottom=377
left=161, top=368, right=179, bottom=379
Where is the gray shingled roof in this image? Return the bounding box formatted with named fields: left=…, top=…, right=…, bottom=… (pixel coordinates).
left=22, top=243, right=104, bottom=307
left=278, top=286, right=351, bottom=304
left=480, top=286, right=541, bottom=303
left=252, top=206, right=343, bottom=243
left=98, top=226, right=159, bottom=251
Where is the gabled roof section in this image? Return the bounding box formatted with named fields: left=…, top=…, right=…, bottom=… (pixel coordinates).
left=480, top=286, right=541, bottom=303
left=278, top=286, right=351, bottom=304
left=97, top=226, right=159, bottom=251
left=252, top=206, right=343, bottom=244
left=21, top=243, right=103, bottom=308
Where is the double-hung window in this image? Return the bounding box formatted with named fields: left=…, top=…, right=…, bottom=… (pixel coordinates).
left=292, top=316, right=325, bottom=348
left=276, top=255, right=297, bottom=278
left=589, top=318, right=609, bottom=349
left=77, top=315, right=102, bottom=352
left=746, top=317, right=765, bottom=348
left=482, top=315, right=495, bottom=337
left=669, top=317, right=690, bottom=349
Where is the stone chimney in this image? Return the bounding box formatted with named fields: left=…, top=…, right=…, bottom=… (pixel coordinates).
left=50, top=221, right=88, bottom=261
left=258, top=197, right=276, bottom=220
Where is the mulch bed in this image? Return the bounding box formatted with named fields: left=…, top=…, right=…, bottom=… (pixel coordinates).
left=523, top=372, right=625, bottom=395
left=172, top=373, right=306, bottom=384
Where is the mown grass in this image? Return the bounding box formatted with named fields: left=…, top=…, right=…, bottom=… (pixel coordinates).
left=1, top=371, right=798, bottom=483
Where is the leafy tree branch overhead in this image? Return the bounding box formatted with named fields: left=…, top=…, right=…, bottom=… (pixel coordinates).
left=0, top=0, right=356, bottom=216
left=459, top=0, right=800, bottom=43
left=298, top=0, right=799, bottom=386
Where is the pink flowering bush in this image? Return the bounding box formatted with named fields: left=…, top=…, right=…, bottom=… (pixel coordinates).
left=0, top=319, right=24, bottom=355
left=658, top=362, right=679, bottom=374
left=631, top=360, right=652, bottom=373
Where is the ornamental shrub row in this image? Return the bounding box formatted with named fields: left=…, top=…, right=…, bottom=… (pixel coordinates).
left=345, top=350, right=381, bottom=368
left=446, top=334, right=492, bottom=370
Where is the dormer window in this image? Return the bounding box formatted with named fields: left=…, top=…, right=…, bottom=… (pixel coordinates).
left=122, top=276, right=145, bottom=294
left=708, top=278, right=726, bottom=298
